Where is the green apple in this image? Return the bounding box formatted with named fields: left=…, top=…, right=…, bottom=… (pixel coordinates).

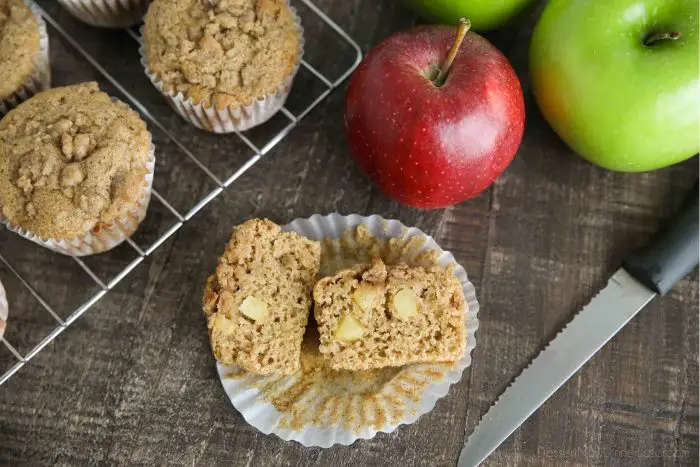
left=530, top=0, right=699, bottom=172
left=398, top=0, right=534, bottom=31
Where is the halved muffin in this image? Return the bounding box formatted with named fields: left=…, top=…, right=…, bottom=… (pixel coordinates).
left=203, top=219, right=320, bottom=375
left=313, top=258, right=466, bottom=371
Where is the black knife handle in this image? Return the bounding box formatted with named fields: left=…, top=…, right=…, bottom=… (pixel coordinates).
left=623, top=182, right=699, bottom=295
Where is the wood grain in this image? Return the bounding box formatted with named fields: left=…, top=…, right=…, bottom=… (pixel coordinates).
left=0, top=1, right=697, bottom=466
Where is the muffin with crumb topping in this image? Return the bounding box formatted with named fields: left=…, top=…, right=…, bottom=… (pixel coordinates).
left=0, top=82, right=154, bottom=256
left=0, top=0, right=50, bottom=115
left=141, top=0, right=304, bottom=133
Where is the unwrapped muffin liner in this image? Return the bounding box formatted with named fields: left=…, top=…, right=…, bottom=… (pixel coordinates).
left=0, top=137, right=155, bottom=257
left=0, top=0, right=51, bottom=116
left=216, top=213, right=480, bottom=447
left=138, top=4, right=305, bottom=133
left=56, top=0, right=150, bottom=28
left=0, top=279, right=7, bottom=340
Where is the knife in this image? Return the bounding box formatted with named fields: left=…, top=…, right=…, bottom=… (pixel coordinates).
left=458, top=182, right=699, bottom=467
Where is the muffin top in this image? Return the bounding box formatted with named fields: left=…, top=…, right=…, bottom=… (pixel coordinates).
left=0, top=0, right=41, bottom=100
left=144, top=0, right=300, bottom=110
left=0, top=82, right=152, bottom=240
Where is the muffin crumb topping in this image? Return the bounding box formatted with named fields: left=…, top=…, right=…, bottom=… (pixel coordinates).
left=144, top=0, right=300, bottom=109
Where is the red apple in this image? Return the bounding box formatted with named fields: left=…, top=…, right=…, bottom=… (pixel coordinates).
left=344, top=19, right=525, bottom=208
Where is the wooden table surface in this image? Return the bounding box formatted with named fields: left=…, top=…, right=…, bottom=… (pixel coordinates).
left=1, top=1, right=697, bottom=466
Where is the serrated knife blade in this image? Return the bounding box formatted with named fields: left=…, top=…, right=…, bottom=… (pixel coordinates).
left=457, top=269, right=655, bottom=467
left=458, top=182, right=698, bottom=467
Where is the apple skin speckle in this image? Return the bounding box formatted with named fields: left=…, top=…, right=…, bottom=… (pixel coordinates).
left=344, top=24, right=525, bottom=209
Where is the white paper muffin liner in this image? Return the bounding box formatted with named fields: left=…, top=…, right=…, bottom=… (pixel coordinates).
left=56, top=0, right=150, bottom=28
left=0, top=138, right=155, bottom=257
left=0, top=279, right=7, bottom=340
left=139, top=4, right=304, bottom=133
left=0, top=0, right=51, bottom=116
left=216, top=213, right=480, bottom=447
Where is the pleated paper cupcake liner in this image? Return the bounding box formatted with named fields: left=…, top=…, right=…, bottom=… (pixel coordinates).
left=216, top=213, right=480, bottom=447
left=0, top=279, right=7, bottom=340
left=139, top=4, right=304, bottom=133
left=0, top=139, right=155, bottom=257
left=56, top=0, right=150, bottom=28
left=0, top=0, right=51, bottom=116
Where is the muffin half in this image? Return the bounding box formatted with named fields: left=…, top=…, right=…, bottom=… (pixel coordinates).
left=313, top=258, right=467, bottom=371
left=203, top=219, right=320, bottom=375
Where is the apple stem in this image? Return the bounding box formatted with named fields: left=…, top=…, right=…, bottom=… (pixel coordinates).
left=644, top=31, right=681, bottom=46
left=434, top=18, right=471, bottom=87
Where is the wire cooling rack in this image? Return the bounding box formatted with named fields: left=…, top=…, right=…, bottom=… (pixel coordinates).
left=0, top=0, right=362, bottom=385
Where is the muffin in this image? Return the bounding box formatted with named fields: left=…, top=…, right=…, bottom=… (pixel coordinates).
left=313, top=258, right=467, bottom=371
left=0, top=0, right=50, bottom=116
left=57, top=0, right=151, bottom=28
left=141, top=0, right=304, bottom=133
left=0, top=82, right=155, bottom=256
left=203, top=219, right=320, bottom=375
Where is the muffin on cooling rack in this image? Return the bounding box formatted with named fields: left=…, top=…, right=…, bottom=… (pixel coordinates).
left=141, top=0, right=304, bottom=133
left=0, top=0, right=50, bottom=116
left=57, top=0, right=151, bottom=28
left=0, top=82, right=155, bottom=256
left=203, top=219, right=320, bottom=375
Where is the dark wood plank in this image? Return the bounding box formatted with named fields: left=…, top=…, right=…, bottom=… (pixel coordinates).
left=447, top=3, right=699, bottom=465
left=0, top=0, right=697, bottom=466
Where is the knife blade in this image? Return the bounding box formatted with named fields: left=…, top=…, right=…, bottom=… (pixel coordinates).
left=458, top=182, right=699, bottom=467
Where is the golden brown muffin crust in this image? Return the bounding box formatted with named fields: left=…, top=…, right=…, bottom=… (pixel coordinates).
left=203, top=218, right=320, bottom=375
left=0, top=82, right=151, bottom=239
left=144, top=0, right=300, bottom=109
left=0, top=0, right=41, bottom=100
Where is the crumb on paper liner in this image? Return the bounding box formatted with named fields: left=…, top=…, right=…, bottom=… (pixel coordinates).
left=216, top=214, right=479, bottom=447
left=0, top=0, right=51, bottom=116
